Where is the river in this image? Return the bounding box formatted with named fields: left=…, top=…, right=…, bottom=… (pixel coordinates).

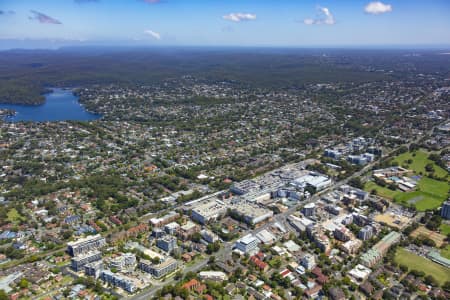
left=0, top=88, right=101, bottom=122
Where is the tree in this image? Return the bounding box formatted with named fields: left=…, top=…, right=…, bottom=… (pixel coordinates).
left=443, top=281, right=450, bottom=293
left=18, top=278, right=29, bottom=289
left=0, top=290, right=8, bottom=300
left=349, top=177, right=364, bottom=189
left=424, top=275, right=438, bottom=286
left=425, top=163, right=434, bottom=173
left=399, top=264, right=408, bottom=273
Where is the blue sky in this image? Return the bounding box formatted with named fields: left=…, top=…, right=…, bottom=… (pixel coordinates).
left=0, top=0, right=449, bottom=49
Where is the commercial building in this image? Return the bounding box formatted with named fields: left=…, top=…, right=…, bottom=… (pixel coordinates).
left=139, top=257, right=178, bottom=278
left=256, top=229, right=276, bottom=245
left=200, top=229, right=219, bottom=244
left=84, top=260, right=103, bottom=279
left=360, top=231, right=401, bottom=267
left=339, top=185, right=369, bottom=202
left=230, top=180, right=261, bottom=195
left=300, top=254, right=316, bottom=270
left=292, top=172, right=332, bottom=191
left=67, top=234, right=106, bottom=257
left=324, top=149, right=342, bottom=160
left=164, top=222, right=180, bottom=235
left=358, top=225, right=374, bottom=241
left=441, top=201, right=450, bottom=220
left=71, top=250, right=102, bottom=272
left=234, top=234, right=259, bottom=254
left=334, top=226, right=353, bottom=242
left=100, top=270, right=136, bottom=293
left=178, top=221, right=200, bottom=241
left=229, top=201, right=273, bottom=225
left=191, top=199, right=227, bottom=224
left=288, top=215, right=314, bottom=232
left=150, top=228, right=165, bottom=239
left=347, top=153, right=375, bottom=166
left=273, top=189, right=301, bottom=201
left=156, top=236, right=177, bottom=253
left=302, top=203, right=316, bottom=217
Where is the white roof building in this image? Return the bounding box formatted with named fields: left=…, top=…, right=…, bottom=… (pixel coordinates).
left=256, top=229, right=276, bottom=244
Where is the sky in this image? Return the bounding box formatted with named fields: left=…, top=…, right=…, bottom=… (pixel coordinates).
left=0, top=0, right=449, bottom=49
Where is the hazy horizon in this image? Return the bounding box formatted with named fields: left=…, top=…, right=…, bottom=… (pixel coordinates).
left=1, top=0, right=449, bottom=50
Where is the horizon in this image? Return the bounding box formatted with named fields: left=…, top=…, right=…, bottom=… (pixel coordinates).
left=2, top=43, right=450, bottom=52
left=1, top=0, right=450, bottom=50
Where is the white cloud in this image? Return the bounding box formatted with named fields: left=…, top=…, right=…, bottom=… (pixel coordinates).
left=223, top=13, right=256, bottom=22
left=303, top=18, right=314, bottom=25
left=144, top=29, right=161, bottom=40
left=304, top=6, right=335, bottom=25
left=364, top=1, right=392, bottom=15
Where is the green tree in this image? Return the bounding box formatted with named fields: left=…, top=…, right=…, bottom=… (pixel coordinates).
left=0, top=290, right=8, bottom=300
left=18, top=278, right=29, bottom=289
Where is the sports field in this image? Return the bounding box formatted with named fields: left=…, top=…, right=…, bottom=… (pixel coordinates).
left=365, top=176, right=449, bottom=211
left=364, top=181, right=399, bottom=200
left=394, top=248, right=450, bottom=286
left=410, top=226, right=446, bottom=247
left=393, top=177, right=449, bottom=211
left=441, top=245, right=450, bottom=260
left=392, top=150, right=448, bottom=178
left=439, top=223, right=450, bottom=235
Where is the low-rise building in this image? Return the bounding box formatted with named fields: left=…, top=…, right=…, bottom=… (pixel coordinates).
left=199, top=271, right=228, bottom=281
left=301, top=254, right=316, bottom=270
left=100, top=270, right=136, bottom=293
left=234, top=234, right=258, bottom=254
left=441, top=201, right=450, bottom=220
left=334, top=226, right=353, bottom=242
left=200, top=229, right=219, bottom=244
left=156, top=236, right=178, bottom=253
left=340, top=239, right=363, bottom=255
left=109, top=253, right=136, bottom=272
left=71, top=251, right=102, bottom=272
left=164, top=222, right=180, bottom=235
left=67, top=234, right=106, bottom=257
left=358, top=225, right=374, bottom=241
left=348, top=264, right=372, bottom=283
left=360, top=231, right=401, bottom=267
left=150, top=211, right=180, bottom=227
left=139, top=257, right=178, bottom=278
left=84, top=260, right=103, bottom=279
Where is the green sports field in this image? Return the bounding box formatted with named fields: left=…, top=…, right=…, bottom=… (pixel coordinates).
left=395, top=248, right=450, bottom=286
left=439, top=223, right=450, bottom=235
left=393, top=177, right=449, bottom=211
left=441, top=245, right=450, bottom=260
left=364, top=181, right=400, bottom=200
left=392, top=150, right=448, bottom=178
